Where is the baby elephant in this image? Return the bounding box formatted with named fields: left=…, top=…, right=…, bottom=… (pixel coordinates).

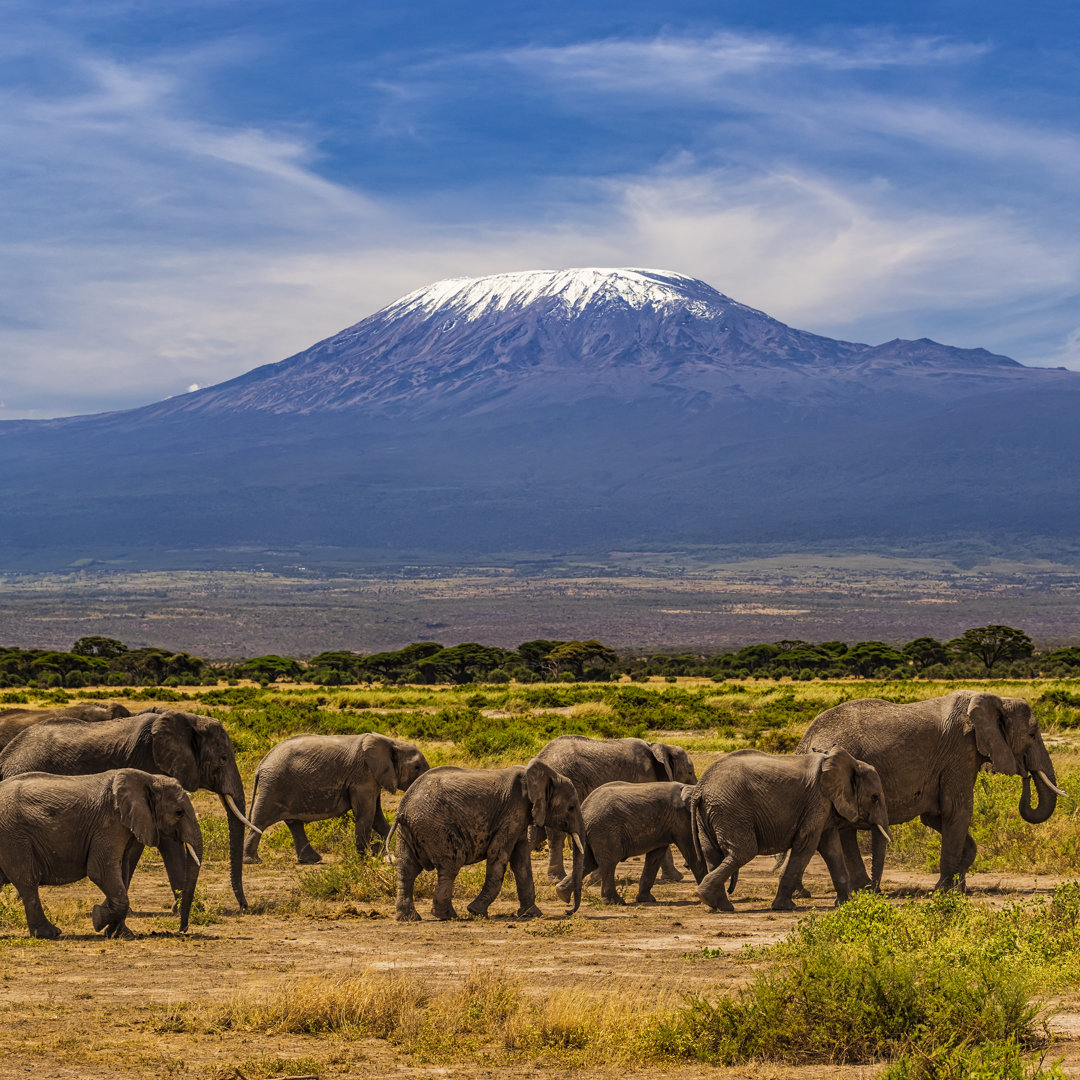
left=244, top=733, right=429, bottom=864
left=555, top=781, right=705, bottom=906
left=392, top=758, right=586, bottom=922
left=0, top=768, right=202, bottom=939
left=691, top=748, right=890, bottom=912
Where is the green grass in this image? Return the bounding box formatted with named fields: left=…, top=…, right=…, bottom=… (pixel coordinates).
left=649, top=888, right=1078, bottom=1068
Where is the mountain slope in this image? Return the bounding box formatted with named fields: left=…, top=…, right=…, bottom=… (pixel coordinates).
left=1, top=267, right=1077, bottom=570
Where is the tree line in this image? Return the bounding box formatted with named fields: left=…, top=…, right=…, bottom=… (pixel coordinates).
left=0, top=626, right=1077, bottom=689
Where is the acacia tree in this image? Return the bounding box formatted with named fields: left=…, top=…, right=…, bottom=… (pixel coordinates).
left=949, top=625, right=1034, bottom=672
left=902, top=637, right=951, bottom=672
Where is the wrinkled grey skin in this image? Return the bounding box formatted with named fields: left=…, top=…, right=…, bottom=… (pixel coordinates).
left=691, top=748, right=889, bottom=912
left=243, top=733, right=430, bottom=864
left=393, top=758, right=586, bottom=922
left=532, top=735, right=697, bottom=882
left=554, top=781, right=705, bottom=906
left=0, top=769, right=201, bottom=938
left=794, top=691, right=1059, bottom=894
left=0, top=710, right=250, bottom=910
left=0, top=702, right=130, bottom=751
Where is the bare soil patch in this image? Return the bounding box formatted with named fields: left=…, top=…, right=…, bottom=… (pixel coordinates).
left=1, top=843, right=1078, bottom=1079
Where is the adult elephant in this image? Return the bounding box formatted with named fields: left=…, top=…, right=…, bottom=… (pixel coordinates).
left=532, top=734, right=697, bottom=881
left=0, top=709, right=258, bottom=909
left=0, top=702, right=130, bottom=751
left=795, top=690, right=1063, bottom=892
left=243, top=733, right=430, bottom=864
left=0, top=768, right=202, bottom=938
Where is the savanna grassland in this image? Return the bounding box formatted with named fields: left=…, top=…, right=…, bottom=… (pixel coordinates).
left=4, top=677, right=1080, bottom=1079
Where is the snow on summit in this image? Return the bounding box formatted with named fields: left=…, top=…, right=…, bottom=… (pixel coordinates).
left=382, top=267, right=731, bottom=322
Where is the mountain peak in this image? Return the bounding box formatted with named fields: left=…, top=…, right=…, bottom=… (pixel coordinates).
left=380, top=267, right=734, bottom=323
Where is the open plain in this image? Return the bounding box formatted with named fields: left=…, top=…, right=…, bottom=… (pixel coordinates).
left=0, top=679, right=1079, bottom=1077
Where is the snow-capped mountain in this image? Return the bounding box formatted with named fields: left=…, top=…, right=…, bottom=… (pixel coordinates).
left=153, top=268, right=1025, bottom=418
left=1, top=267, right=1078, bottom=569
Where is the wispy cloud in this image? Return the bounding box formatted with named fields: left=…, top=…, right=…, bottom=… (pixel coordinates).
left=1, top=19, right=1078, bottom=418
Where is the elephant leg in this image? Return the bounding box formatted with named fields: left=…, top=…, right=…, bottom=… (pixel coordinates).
left=838, top=826, right=871, bottom=891
left=286, top=820, right=322, bottom=864
left=509, top=838, right=541, bottom=918
left=936, top=812, right=974, bottom=892
left=546, top=827, right=567, bottom=880
left=17, top=884, right=60, bottom=940
left=122, top=841, right=145, bottom=889
left=775, top=836, right=822, bottom=911
left=243, top=784, right=274, bottom=864
left=658, top=845, right=684, bottom=884
left=431, top=864, right=460, bottom=921
left=697, top=849, right=744, bottom=912
left=636, top=848, right=665, bottom=904
left=394, top=844, right=422, bottom=922
left=597, top=857, right=625, bottom=905
left=467, top=851, right=510, bottom=918
left=349, top=788, right=378, bottom=857
left=88, top=858, right=134, bottom=939
left=816, top=828, right=851, bottom=907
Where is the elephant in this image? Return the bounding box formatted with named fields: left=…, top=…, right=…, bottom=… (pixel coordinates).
left=554, top=781, right=705, bottom=906
left=243, top=733, right=430, bottom=864
left=0, top=768, right=202, bottom=938
left=0, top=702, right=130, bottom=751
left=532, top=734, right=698, bottom=883
left=391, top=757, right=586, bottom=922
left=690, top=748, right=891, bottom=912
left=0, top=709, right=258, bottom=910
left=794, top=690, right=1063, bottom=894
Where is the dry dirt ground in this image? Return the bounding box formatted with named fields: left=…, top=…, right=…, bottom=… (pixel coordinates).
left=0, top=828, right=1077, bottom=1080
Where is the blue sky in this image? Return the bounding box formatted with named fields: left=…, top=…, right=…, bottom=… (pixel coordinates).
left=2, top=0, right=1079, bottom=417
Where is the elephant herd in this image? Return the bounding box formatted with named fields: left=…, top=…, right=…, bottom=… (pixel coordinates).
left=0, top=689, right=1063, bottom=937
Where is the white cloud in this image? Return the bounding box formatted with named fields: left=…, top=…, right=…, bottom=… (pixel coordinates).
left=1, top=24, right=1078, bottom=418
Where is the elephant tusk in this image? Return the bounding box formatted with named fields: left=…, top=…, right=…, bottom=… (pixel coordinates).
left=571, top=832, right=585, bottom=855
left=184, top=843, right=201, bottom=867
left=877, top=824, right=893, bottom=843
left=1036, top=771, right=1068, bottom=798
left=224, top=793, right=263, bottom=835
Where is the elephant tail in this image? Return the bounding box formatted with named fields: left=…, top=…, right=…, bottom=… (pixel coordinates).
left=773, top=850, right=790, bottom=875
left=689, top=791, right=712, bottom=873
left=249, top=772, right=260, bottom=814
left=383, top=818, right=399, bottom=864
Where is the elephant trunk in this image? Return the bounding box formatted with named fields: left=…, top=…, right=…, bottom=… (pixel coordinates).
left=177, top=823, right=203, bottom=933
left=568, top=836, right=584, bottom=915
left=219, top=769, right=249, bottom=909
left=1019, top=769, right=1058, bottom=825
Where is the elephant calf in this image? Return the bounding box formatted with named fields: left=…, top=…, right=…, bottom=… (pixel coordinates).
left=392, top=758, right=586, bottom=922
left=244, top=732, right=430, bottom=864
left=0, top=768, right=202, bottom=939
left=554, top=780, right=704, bottom=906
left=691, top=748, right=891, bottom=912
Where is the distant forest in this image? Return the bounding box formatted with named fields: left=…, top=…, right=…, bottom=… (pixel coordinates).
left=1, top=627, right=1079, bottom=689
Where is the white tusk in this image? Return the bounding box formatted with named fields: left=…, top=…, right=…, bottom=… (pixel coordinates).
left=877, top=824, right=893, bottom=843
left=184, top=843, right=201, bottom=867
left=225, top=794, right=263, bottom=835
left=571, top=832, right=585, bottom=855
left=1036, top=771, right=1068, bottom=798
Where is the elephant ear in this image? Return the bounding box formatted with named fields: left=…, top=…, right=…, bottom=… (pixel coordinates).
left=150, top=712, right=201, bottom=791
left=111, top=769, right=158, bottom=846
left=819, top=749, right=860, bottom=823
left=649, top=743, right=675, bottom=781
left=360, top=733, right=398, bottom=793
left=524, top=758, right=557, bottom=828
left=965, top=694, right=1020, bottom=775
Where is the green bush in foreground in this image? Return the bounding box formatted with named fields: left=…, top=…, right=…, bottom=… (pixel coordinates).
left=649, top=888, right=1080, bottom=1067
